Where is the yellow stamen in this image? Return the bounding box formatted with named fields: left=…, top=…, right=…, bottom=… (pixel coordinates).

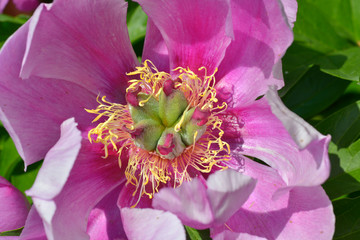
left=85, top=60, right=230, bottom=203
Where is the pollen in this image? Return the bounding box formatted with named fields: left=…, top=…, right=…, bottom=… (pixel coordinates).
left=86, top=60, right=230, bottom=205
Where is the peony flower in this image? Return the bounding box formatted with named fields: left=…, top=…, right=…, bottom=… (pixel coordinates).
left=0, top=176, right=30, bottom=234
left=0, top=0, right=334, bottom=239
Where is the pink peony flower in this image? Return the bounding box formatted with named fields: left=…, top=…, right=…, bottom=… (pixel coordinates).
left=0, top=176, right=30, bottom=233
left=0, top=0, right=334, bottom=239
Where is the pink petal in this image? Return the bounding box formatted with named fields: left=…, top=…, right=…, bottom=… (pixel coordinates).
left=26, top=118, right=124, bottom=240
left=212, top=159, right=335, bottom=240
left=121, top=208, right=186, bottom=240
left=280, top=0, right=298, bottom=28
left=153, top=177, right=214, bottom=229
left=136, top=0, right=233, bottom=75
left=153, top=169, right=256, bottom=229
left=266, top=86, right=323, bottom=149
left=117, top=182, right=152, bottom=209
left=213, top=231, right=267, bottom=240
left=21, top=190, right=126, bottom=240
left=142, top=19, right=170, bottom=72
left=13, top=0, right=39, bottom=12
left=206, top=170, right=257, bottom=225
left=225, top=92, right=330, bottom=189
left=26, top=118, right=82, bottom=199
left=0, top=177, right=30, bottom=232
left=87, top=186, right=126, bottom=240
left=21, top=0, right=138, bottom=102
left=19, top=207, right=47, bottom=240
left=0, top=22, right=100, bottom=167
left=0, top=0, right=8, bottom=13
left=25, top=118, right=80, bottom=238
left=215, top=0, right=293, bottom=106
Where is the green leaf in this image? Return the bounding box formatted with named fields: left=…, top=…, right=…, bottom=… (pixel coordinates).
left=316, top=101, right=360, bottom=148
left=294, top=1, right=352, bottom=52
left=290, top=0, right=360, bottom=82
left=0, top=14, right=28, bottom=45
left=320, top=81, right=360, bottom=119
left=333, top=196, right=360, bottom=239
left=0, top=227, right=23, bottom=236
left=0, top=124, right=41, bottom=203
left=323, top=139, right=360, bottom=200
left=319, top=47, right=360, bottom=82
left=185, top=226, right=211, bottom=240
left=11, top=160, right=42, bottom=204
left=282, top=66, right=349, bottom=119
left=127, top=4, right=147, bottom=44
left=0, top=14, right=28, bottom=24
left=126, top=1, right=147, bottom=59
left=304, top=0, right=360, bottom=43
left=0, top=137, right=22, bottom=181
left=282, top=43, right=360, bottom=84
left=280, top=43, right=318, bottom=97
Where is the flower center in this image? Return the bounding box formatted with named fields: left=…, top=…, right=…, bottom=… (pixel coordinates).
left=126, top=77, right=211, bottom=160
left=86, top=60, right=230, bottom=202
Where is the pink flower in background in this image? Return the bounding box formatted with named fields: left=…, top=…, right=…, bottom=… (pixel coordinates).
left=0, top=0, right=9, bottom=12
left=0, top=0, right=334, bottom=239
left=0, top=176, right=30, bottom=233
left=0, top=0, right=39, bottom=13
left=13, top=0, right=40, bottom=12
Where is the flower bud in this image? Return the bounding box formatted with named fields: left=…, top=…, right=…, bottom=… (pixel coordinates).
left=132, top=119, right=164, bottom=151
left=129, top=93, right=161, bottom=124
left=180, top=108, right=208, bottom=146
left=157, top=128, right=186, bottom=159
left=159, top=86, right=188, bottom=127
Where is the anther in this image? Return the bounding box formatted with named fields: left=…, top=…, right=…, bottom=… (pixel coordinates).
left=122, top=125, right=144, bottom=139
left=163, top=79, right=175, bottom=96
left=191, top=108, right=211, bottom=126
left=163, top=78, right=182, bottom=96
left=174, top=77, right=182, bottom=86
left=157, top=133, right=175, bottom=155
left=126, top=86, right=141, bottom=106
